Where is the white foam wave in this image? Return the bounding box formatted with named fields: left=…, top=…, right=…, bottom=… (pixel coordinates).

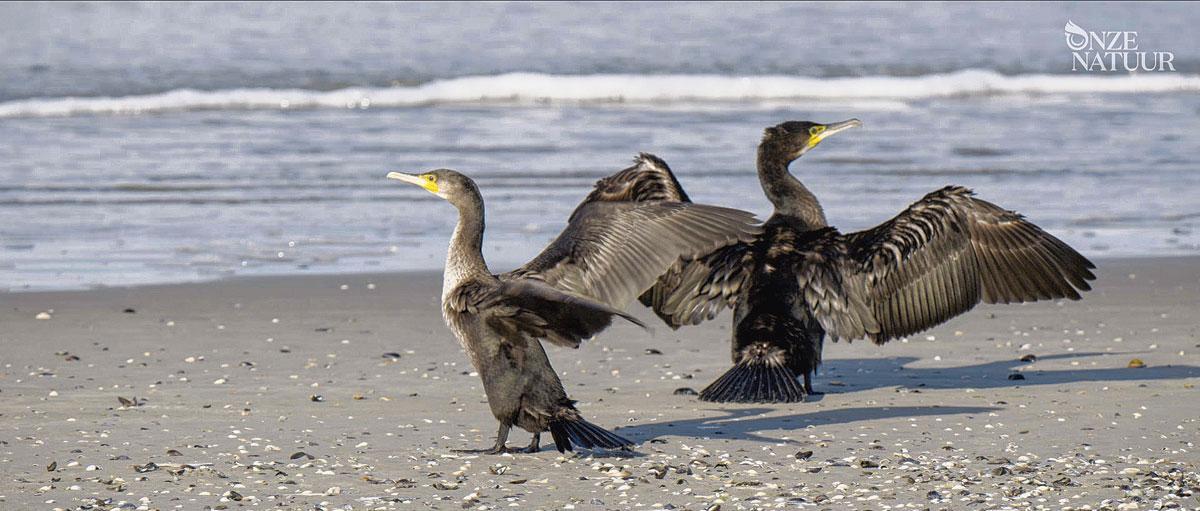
left=2, top=69, right=1198, bottom=118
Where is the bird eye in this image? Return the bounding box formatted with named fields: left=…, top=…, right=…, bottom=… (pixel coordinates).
left=809, top=126, right=826, bottom=136
left=425, top=174, right=437, bottom=183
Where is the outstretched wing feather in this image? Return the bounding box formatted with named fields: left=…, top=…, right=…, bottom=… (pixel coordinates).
left=833, top=186, right=1095, bottom=344
left=509, top=201, right=759, bottom=310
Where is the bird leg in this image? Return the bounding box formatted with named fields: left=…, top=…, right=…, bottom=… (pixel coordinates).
left=519, top=432, right=540, bottom=453
left=804, top=372, right=823, bottom=396
left=453, top=423, right=515, bottom=454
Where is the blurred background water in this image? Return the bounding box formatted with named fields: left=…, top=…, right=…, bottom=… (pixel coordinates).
left=1, top=2, right=1198, bottom=291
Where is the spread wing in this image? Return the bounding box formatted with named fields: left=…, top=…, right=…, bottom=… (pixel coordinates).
left=446, top=279, right=646, bottom=349
left=836, top=186, right=1096, bottom=343
left=506, top=201, right=760, bottom=310
left=641, top=186, right=1095, bottom=343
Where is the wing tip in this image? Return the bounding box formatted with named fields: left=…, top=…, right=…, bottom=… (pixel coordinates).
left=632, top=152, right=669, bottom=170
left=618, top=311, right=649, bottom=331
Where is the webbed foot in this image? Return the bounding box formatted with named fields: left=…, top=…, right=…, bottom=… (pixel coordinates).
left=452, top=424, right=518, bottom=454
left=518, top=432, right=540, bottom=453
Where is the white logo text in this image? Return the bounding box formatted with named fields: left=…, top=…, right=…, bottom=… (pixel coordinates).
left=1064, top=20, right=1175, bottom=72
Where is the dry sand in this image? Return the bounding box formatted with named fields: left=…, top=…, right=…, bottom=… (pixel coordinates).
left=1, top=257, right=1198, bottom=510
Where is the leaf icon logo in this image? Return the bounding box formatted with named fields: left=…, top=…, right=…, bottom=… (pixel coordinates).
left=1064, top=20, right=1089, bottom=51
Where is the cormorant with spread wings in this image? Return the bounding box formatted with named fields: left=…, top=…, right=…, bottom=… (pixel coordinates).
left=635, top=120, right=1096, bottom=403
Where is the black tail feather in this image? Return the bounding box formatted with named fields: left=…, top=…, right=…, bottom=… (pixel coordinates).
left=699, top=357, right=807, bottom=403
left=548, top=418, right=635, bottom=453
left=549, top=423, right=570, bottom=451
left=575, top=422, right=605, bottom=449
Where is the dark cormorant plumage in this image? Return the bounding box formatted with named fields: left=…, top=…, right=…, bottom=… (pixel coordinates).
left=387, top=169, right=759, bottom=453
left=635, top=120, right=1097, bottom=403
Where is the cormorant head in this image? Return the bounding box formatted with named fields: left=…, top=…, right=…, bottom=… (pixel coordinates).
left=761, top=119, right=862, bottom=160
left=386, top=168, right=481, bottom=209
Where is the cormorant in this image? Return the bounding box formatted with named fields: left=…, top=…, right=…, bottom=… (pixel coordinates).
left=637, top=120, right=1096, bottom=403
left=387, top=169, right=759, bottom=452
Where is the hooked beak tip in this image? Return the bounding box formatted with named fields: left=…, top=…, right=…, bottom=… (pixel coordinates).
left=387, top=172, right=425, bottom=186
left=832, top=118, right=863, bottom=130
left=818, top=118, right=863, bottom=140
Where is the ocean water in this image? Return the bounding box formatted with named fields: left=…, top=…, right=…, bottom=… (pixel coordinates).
left=2, top=2, right=1199, bottom=291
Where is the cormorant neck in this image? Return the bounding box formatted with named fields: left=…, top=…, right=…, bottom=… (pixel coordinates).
left=757, top=144, right=828, bottom=229
left=444, top=195, right=490, bottom=298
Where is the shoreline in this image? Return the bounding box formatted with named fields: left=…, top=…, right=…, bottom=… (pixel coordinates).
left=5, top=253, right=1196, bottom=296
left=1, top=256, right=1198, bottom=509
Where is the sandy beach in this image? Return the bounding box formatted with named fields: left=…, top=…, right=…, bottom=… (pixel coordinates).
left=2, top=256, right=1198, bottom=510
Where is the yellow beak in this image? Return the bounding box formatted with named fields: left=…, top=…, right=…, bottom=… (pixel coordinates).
left=387, top=171, right=439, bottom=194
left=808, top=118, right=863, bottom=148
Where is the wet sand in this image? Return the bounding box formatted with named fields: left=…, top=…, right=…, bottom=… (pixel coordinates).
left=2, top=257, right=1198, bottom=510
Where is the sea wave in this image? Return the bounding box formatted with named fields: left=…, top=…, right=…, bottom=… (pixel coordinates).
left=2, top=69, right=1198, bottom=118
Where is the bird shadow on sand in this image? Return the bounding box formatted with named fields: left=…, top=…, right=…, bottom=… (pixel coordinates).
left=813, top=351, right=1200, bottom=394
left=618, top=352, right=1200, bottom=445
left=617, top=405, right=997, bottom=445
